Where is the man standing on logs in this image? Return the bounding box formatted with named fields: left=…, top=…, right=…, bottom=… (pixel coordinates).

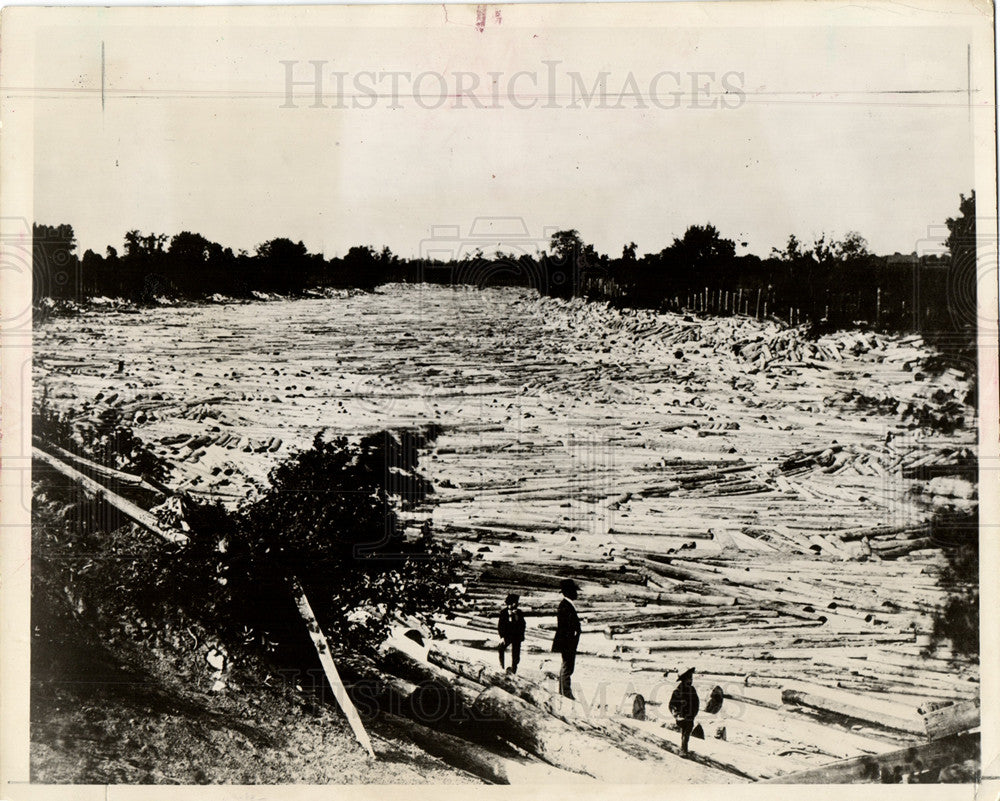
left=497, top=593, right=526, bottom=674
left=669, top=667, right=700, bottom=754
left=551, top=579, right=581, bottom=699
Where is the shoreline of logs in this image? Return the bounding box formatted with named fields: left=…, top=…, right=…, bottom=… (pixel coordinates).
left=345, top=638, right=979, bottom=784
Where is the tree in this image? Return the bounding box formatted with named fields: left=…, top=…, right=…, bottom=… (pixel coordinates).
left=169, top=231, right=214, bottom=264
left=945, top=190, right=976, bottom=266
left=928, top=509, right=978, bottom=657
left=834, top=231, right=870, bottom=261
left=663, top=224, right=736, bottom=267
left=343, top=245, right=388, bottom=290
left=810, top=232, right=871, bottom=265
left=549, top=229, right=584, bottom=262
left=254, top=237, right=311, bottom=292
left=772, top=232, right=869, bottom=265
left=255, top=237, right=308, bottom=263
left=33, top=223, right=79, bottom=300
left=123, top=230, right=167, bottom=258
left=771, top=234, right=804, bottom=262
left=33, top=223, right=76, bottom=256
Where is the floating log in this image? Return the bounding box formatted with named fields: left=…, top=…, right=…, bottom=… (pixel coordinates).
left=871, top=538, right=935, bottom=560
left=618, top=716, right=799, bottom=780
left=780, top=688, right=925, bottom=736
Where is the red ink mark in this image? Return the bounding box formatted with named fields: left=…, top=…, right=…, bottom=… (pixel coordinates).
left=494, top=9, right=502, bottom=24
left=475, top=5, right=487, bottom=32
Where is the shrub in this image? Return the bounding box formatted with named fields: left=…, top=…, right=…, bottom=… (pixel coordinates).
left=72, top=429, right=461, bottom=661
left=225, top=429, right=459, bottom=654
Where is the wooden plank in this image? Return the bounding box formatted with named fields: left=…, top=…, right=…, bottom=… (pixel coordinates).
left=290, top=578, right=376, bottom=759
left=32, top=446, right=188, bottom=544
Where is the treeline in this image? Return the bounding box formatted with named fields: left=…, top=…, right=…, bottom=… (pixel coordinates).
left=33, top=191, right=975, bottom=341
left=32, top=228, right=401, bottom=300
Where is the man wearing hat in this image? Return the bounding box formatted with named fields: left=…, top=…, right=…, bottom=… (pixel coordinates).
left=669, top=667, right=700, bottom=753
left=551, top=579, right=581, bottom=699
left=497, top=593, right=526, bottom=674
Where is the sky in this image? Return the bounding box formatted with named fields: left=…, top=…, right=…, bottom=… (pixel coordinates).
left=23, top=4, right=985, bottom=260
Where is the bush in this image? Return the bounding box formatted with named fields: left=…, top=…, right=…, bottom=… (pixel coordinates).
left=75, top=429, right=461, bottom=661
left=228, top=429, right=458, bottom=654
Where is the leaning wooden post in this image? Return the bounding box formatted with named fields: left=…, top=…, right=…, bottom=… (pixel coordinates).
left=290, top=577, right=376, bottom=759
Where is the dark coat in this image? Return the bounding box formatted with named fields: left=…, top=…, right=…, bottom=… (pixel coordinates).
left=551, top=598, right=581, bottom=654
left=669, top=682, right=700, bottom=722
left=498, top=607, right=526, bottom=643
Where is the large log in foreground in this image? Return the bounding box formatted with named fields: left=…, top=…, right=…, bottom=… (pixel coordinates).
left=427, top=647, right=590, bottom=728
left=470, top=685, right=730, bottom=783
left=764, top=731, right=979, bottom=784
left=380, top=712, right=593, bottom=785
left=920, top=700, right=980, bottom=739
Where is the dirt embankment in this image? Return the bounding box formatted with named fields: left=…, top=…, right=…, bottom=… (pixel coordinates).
left=29, top=480, right=479, bottom=785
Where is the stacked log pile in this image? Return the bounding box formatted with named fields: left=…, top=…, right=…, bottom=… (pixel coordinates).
left=33, top=285, right=979, bottom=781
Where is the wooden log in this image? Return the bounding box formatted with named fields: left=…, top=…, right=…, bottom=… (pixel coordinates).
left=291, top=578, right=376, bottom=759
left=919, top=700, right=980, bottom=739
left=32, top=446, right=188, bottom=544
left=712, top=692, right=894, bottom=758
left=780, top=688, right=925, bottom=736
left=840, top=523, right=928, bottom=543
left=618, top=716, right=803, bottom=780
left=34, top=438, right=146, bottom=487
left=427, top=646, right=611, bottom=736
left=764, top=731, right=979, bottom=784
left=470, top=686, right=733, bottom=783
left=381, top=646, right=485, bottom=721
left=871, top=538, right=935, bottom=559
left=379, top=712, right=590, bottom=784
